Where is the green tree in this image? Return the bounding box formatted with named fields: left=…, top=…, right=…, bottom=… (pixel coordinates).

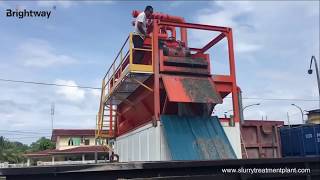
left=29, top=137, right=55, bottom=152
left=0, top=136, right=29, bottom=163
left=0, top=136, right=55, bottom=163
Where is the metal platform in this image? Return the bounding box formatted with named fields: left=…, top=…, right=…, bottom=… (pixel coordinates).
left=105, top=68, right=153, bottom=105
left=1, top=157, right=319, bottom=180
left=96, top=33, right=154, bottom=138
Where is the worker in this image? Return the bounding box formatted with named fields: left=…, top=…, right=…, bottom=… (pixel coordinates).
left=133, top=5, right=153, bottom=64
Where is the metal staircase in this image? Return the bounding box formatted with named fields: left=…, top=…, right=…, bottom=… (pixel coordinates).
left=95, top=33, right=154, bottom=139
left=96, top=104, right=116, bottom=138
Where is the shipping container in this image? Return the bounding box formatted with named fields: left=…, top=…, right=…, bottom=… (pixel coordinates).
left=280, top=124, right=320, bottom=157
left=241, top=120, right=284, bottom=159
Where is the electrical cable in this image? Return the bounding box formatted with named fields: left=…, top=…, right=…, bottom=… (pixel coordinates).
left=0, top=78, right=319, bottom=102
left=0, top=78, right=100, bottom=90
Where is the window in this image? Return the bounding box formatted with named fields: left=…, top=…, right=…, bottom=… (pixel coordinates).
left=68, top=138, right=73, bottom=146
left=68, top=137, right=81, bottom=146
left=84, top=139, right=90, bottom=145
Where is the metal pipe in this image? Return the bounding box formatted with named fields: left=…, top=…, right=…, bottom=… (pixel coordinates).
left=132, top=10, right=187, bottom=44
left=159, top=26, right=176, bottom=38
left=241, top=103, right=261, bottom=120
left=243, top=103, right=261, bottom=111
left=291, top=103, right=304, bottom=124
left=308, top=56, right=320, bottom=101
left=238, top=89, right=244, bottom=124
left=132, top=10, right=185, bottom=23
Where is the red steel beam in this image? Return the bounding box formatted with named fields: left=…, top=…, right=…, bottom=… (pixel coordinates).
left=213, top=75, right=233, bottom=83
left=159, top=21, right=230, bottom=33
left=226, top=29, right=240, bottom=122
left=153, top=20, right=161, bottom=121
left=198, top=33, right=225, bottom=54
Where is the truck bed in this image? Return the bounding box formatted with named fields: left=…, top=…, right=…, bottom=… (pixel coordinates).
left=1, top=157, right=319, bottom=180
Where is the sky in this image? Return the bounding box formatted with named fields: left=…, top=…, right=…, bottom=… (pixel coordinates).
left=0, top=0, right=319, bottom=144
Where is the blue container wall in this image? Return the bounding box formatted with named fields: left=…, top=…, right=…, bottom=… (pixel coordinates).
left=280, top=124, right=320, bottom=157
left=161, top=115, right=236, bottom=160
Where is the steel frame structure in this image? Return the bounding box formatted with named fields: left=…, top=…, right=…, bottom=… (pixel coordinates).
left=96, top=13, right=241, bottom=139
left=152, top=20, right=240, bottom=122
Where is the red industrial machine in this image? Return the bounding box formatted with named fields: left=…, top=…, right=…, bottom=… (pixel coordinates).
left=96, top=10, right=241, bottom=142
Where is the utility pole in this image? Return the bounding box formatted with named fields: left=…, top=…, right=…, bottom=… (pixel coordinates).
left=51, top=103, right=55, bottom=132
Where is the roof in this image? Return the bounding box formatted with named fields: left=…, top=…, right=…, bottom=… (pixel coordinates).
left=307, top=109, right=320, bottom=114
left=25, top=146, right=108, bottom=157
left=51, top=129, right=95, bottom=141
left=24, top=149, right=58, bottom=157
left=50, top=146, right=108, bottom=155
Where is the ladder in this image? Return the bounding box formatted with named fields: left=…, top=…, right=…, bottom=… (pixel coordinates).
left=240, top=133, right=248, bottom=159
left=96, top=104, right=116, bottom=138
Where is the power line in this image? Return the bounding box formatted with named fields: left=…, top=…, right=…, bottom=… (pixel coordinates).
left=0, top=129, right=51, bottom=131
left=242, top=97, right=319, bottom=102
left=8, top=136, right=51, bottom=139
left=0, top=130, right=51, bottom=135
left=224, top=97, right=319, bottom=102
left=0, top=78, right=100, bottom=90
left=0, top=77, right=319, bottom=102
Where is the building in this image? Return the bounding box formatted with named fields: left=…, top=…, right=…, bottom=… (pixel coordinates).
left=25, top=129, right=109, bottom=166
left=306, top=109, right=320, bottom=124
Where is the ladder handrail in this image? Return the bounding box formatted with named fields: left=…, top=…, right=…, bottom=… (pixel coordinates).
left=103, top=35, right=130, bottom=80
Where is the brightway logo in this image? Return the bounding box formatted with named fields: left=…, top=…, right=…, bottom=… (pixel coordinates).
left=6, top=9, right=52, bottom=19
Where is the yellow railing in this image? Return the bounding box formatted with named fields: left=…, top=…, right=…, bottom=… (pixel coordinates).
left=96, top=33, right=153, bottom=138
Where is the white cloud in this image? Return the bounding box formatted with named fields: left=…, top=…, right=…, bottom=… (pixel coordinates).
left=91, top=89, right=101, bottom=98
left=192, top=1, right=319, bottom=124
left=83, top=1, right=114, bottom=5
left=18, top=39, right=77, bottom=68
left=37, top=0, right=113, bottom=8
left=37, top=0, right=74, bottom=8
left=192, top=1, right=261, bottom=54
left=235, top=42, right=261, bottom=53
left=192, top=1, right=319, bottom=55
left=168, top=1, right=184, bottom=8
left=55, top=79, right=85, bottom=102
left=0, top=0, right=5, bottom=7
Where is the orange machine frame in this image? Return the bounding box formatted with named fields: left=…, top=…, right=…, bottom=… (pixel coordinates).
left=96, top=12, right=240, bottom=138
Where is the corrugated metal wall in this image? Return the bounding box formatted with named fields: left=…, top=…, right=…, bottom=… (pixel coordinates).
left=161, top=115, right=236, bottom=160
left=241, top=120, right=283, bottom=159
left=115, top=121, right=171, bottom=162
left=280, top=124, right=320, bottom=157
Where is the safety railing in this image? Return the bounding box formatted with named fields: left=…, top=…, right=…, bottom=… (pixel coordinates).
left=96, top=33, right=153, bottom=138
left=103, top=33, right=153, bottom=102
